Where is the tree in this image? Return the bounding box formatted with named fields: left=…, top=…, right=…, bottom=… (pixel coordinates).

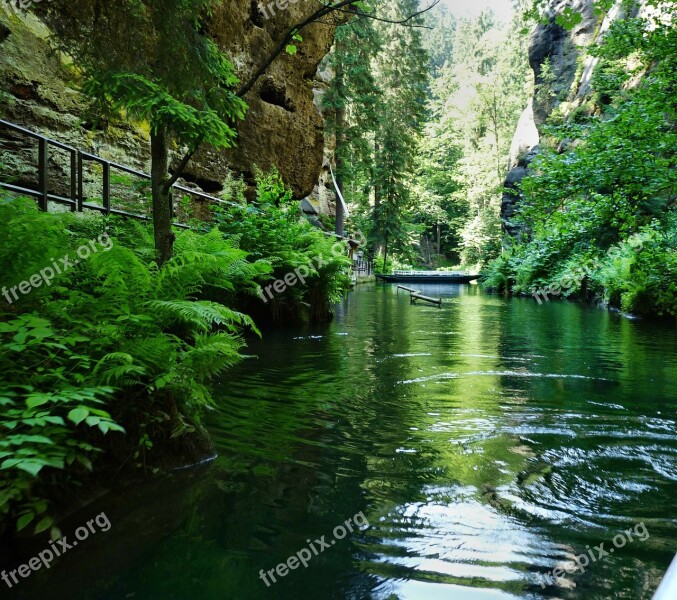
left=323, top=14, right=383, bottom=237
left=484, top=1, right=677, bottom=315
left=44, top=0, right=247, bottom=264
left=371, top=0, right=430, bottom=266
left=418, top=7, right=529, bottom=266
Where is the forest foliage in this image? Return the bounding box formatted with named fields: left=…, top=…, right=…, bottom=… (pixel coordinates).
left=0, top=171, right=351, bottom=537
left=325, top=1, right=530, bottom=269
left=2, top=0, right=676, bottom=543
left=484, top=2, right=676, bottom=317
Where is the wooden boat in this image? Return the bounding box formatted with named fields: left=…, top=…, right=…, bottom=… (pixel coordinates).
left=376, top=270, right=480, bottom=283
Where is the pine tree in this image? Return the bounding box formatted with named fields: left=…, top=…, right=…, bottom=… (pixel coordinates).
left=371, top=0, right=430, bottom=266
left=324, top=17, right=382, bottom=236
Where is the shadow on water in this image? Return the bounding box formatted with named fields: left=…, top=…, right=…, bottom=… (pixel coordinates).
left=5, top=283, right=677, bottom=599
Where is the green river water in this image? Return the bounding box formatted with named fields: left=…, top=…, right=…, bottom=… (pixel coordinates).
left=8, top=283, right=677, bottom=599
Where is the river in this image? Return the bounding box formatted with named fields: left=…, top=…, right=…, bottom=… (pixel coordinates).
left=9, top=283, right=677, bottom=599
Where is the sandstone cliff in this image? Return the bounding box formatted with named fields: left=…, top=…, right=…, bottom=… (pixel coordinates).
left=500, top=0, right=644, bottom=237
left=0, top=2, right=337, bottom=208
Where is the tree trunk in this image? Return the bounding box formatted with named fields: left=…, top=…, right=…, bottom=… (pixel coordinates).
left=373, top=142, right=382, bottom=255
left=150, top=127, right=175, bottom=265
left=383, top=231, right=389, bottom=273
left=436, top=222, right=441, bottom=256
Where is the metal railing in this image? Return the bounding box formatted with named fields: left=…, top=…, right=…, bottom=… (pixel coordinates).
left=391, top=269, right=471, bottom=276
left=0, top=119, right=366, bottom=252
left=352, top=258, right=373, bottom=276
left=0, top=119, right=236, bottom=228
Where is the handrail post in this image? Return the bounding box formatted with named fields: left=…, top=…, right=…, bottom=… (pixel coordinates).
left=69, top=149, right=77, bottom=211
left=77, top=150, right=84, bottom=212
left=37, top=137, right=48, bottom=212
left=102, top=161, right=110, bottom=215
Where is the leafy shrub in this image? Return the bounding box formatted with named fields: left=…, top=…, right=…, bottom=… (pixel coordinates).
left=593, top=221, right=677, bottom=316
left=481, top=250, right=516, bottom=294
left=484, top=9, right=676, bottom=319
left=215, top=169, right=351, bottom=323
left=0, top=195, right=266, bottom=536
left=0, top=315, right=121, bottom=536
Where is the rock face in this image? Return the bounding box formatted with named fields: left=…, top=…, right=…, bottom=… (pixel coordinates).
left=208, top=1, right=337, bottom=199
left=0, top=3, right=337, bottom=207
left=501, top=0, right=597, bottom=236
left=300, top=63, right=338, bottom=225
left=528, top=0, right=598, bottom=126
left=500, top=0, right=641, bottom=236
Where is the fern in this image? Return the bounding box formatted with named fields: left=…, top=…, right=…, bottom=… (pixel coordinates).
left=179, top=333, right=245, bottom=381
left=0, top=196, right=263, bottom=536
left=147, top=300, right=259, bottom=336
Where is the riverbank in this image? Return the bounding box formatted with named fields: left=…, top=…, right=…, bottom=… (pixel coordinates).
left=0, top=176, right=353, bottom=539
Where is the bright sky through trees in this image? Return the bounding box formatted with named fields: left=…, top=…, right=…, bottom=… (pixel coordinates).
left=438, top=0, right=514, bottom=23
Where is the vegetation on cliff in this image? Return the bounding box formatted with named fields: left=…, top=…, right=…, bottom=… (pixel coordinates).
left=484, top=3, right=676, bottom=317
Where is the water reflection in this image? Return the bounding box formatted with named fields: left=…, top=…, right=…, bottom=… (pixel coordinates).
left=9, top=283, right=677, bottom=600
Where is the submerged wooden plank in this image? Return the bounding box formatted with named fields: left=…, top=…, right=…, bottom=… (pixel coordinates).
left=410, top=293, right=442, bottom=306
left=397, top=285, right=421, bottom=294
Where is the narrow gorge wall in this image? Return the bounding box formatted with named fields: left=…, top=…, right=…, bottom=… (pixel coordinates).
left=0, top=2, right=337, bottom=207
left=501, top=0, right=645, bottom=237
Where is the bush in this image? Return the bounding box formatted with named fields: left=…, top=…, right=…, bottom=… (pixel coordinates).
left=215, top=169, right=351, bottom=324
left=0, top=195, right=266, bottom=536
left=484, top=9, right=676, bottom=319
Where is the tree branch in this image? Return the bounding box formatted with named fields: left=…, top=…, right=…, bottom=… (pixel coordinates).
left=329, top=0, right=440, bottom=28
left=163, top=139, right=202, bottom=194
left=168, top=0, right=441, bottom=183
left=236, top=0, right=439, bottom=98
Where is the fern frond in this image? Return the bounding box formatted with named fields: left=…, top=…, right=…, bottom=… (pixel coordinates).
left=180, top=333, right=245, bottom=380
left=93, top=352, right=147, bottom=387
left=146, top=300, right=259, bottom=335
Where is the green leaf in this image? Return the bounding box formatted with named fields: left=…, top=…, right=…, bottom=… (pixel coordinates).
left=76, top=456, right=93, bottom=471
left=16, top=461, right=47, bottom=477
left=68, top=407, right=89, bottom=426
left=17, top=512, right=35, bottom=532
left=34, top=515, right=54, bottom=534
left=26, top=394, right=51, bottom=409
left=555, top=7, right=583, bottom=29
left=285, top=45, right=298, bottom=55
